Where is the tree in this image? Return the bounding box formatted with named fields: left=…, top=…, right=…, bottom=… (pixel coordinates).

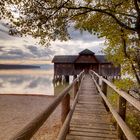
left=0, top=0, right=140, bottom=85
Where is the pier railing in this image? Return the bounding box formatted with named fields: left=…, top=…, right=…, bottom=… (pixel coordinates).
left=90, top=70, right=140, bottom=140
left=10, top=71, right=84, bottom=140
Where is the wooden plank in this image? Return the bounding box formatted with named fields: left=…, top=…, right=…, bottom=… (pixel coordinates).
left=76, top=105, right=105, bottom=109
left=69, top=131, right=118, bottom=139
left=70, top=124, right=116, bottom=131
left=71, top=122, right=115, bottom=128
left=70, top=127, right=117, bottom=135
left=66, top=135, right=119, bottom=140
left=77, top=101, right=103, bottom=105
left=72, top=114, right=110, bottom=120
left=71, top=117, right=111, bottom=123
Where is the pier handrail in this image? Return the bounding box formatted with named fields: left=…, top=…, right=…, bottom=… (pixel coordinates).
left=91, top=70, right=140, bottom=111
left=10, top=71, right=84, bottom=140
left=56, top=75, right=84, bottom=140
left=90, top=70, right=140, bottom=140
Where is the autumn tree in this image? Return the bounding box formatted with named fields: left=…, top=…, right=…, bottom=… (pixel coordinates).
left=0, top=0, right=140, bottom=86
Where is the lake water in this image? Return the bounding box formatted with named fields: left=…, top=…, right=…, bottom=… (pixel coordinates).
left=0, top=64, right=56, bottom=95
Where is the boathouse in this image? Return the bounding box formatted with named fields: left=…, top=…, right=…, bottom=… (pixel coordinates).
left=52, top=49, right=120, bottom=80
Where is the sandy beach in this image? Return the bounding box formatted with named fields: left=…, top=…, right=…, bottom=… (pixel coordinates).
left=0, top=95, right=61, bottom=140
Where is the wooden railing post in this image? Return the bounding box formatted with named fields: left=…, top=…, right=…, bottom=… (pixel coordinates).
left=61, top=94, right=70, bottom=125
left=102, top=81, right=107, bottom=96
left=74, top=81, right=78, bottom=98
left=117, top=95, right=127, bottom=140
left=79, top=75, right=82, bottom=85
left=97, top=76, right=99, bottom=85
left=101, top=81, right=109, bottom=111
left=78, top=73, right=83, bottom=89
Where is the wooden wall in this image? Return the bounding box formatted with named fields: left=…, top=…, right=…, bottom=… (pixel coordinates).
left=75, top=55, right=98, bottom=63
left=99, top=64, right=120, bottom=76
left=54, top=63, right=74, bottom=75
left=54, top=63, right=120, bottom=77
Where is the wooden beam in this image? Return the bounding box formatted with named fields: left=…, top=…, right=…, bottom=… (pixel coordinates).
left=117, top=96, right=127, bottom=140
left=61, top=94, right=70, bottom=124
left=101, top=80, right=109, bottom=111
left=74, top=80, right=78, bottom=98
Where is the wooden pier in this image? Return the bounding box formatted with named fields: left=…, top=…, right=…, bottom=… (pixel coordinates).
left=10, top=71, right=140, bottom=140
left=66, top=74, right=118, bottom=140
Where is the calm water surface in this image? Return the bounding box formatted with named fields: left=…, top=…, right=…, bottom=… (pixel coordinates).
left=0, top=65, right=55, bottom=95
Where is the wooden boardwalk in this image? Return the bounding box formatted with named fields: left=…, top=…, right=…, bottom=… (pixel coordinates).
left=66, top=74, right=119, bottom=140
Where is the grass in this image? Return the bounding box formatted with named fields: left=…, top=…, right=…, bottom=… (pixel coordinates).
left=54, top=82, right=74, bottom=98
left=126, top=104, right=140, bottom=138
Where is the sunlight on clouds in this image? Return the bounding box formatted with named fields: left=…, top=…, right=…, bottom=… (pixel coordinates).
left=0, top=21, right=106, bottom=60
left=51, top=39, right=105, bottom=55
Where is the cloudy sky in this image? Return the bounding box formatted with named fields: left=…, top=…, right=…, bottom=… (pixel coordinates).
left=0, top=21, right=106, bottom=61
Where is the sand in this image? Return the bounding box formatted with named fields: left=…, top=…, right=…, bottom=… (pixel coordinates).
left=0, top=95, right=61, bottom=140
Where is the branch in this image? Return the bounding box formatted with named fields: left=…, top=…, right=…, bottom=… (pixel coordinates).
left=65, top=6, right=136, bottom=31
left=121, top=29, right=140, bottom=85
left=114, top=1, right=124, bottom=9
left=133, top=0, right=140, bottom=15
left=46, top=0, right=70, bottom=20
left=107, top=10, right=137, bottom=18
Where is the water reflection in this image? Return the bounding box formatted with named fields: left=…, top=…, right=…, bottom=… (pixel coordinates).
left=0, top=69, right=74, bottom=96
left=53, top=76, right=74, bottom=97
left=0, top=70, right=54, bottom=95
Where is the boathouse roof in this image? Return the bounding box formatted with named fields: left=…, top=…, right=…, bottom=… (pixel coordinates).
left=79, top=49, right=95, bottom=55
left=52, top=55, right=78, bottom=63
left=52, top=49, right=109, bottom=64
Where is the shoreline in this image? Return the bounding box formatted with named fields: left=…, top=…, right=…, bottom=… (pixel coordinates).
left=0, top=93, right=55, bottom=96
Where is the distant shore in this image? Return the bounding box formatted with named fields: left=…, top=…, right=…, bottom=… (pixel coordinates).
left=0, top=64, right=40, bottom=69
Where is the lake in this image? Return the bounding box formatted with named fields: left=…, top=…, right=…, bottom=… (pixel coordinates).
left=0, top=64, right=56, bottom=95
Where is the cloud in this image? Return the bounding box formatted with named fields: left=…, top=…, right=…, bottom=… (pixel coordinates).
left=25, top=45, right=55, bottom=59
left=0, top=46, right=5, bottom=51
left=69, top=27, right=104, bottom=43
left=0, top=21, right=19, bottom=40
left=50, top=39, right=105, bottom=55
left=0, top=21, right=106, bottom=60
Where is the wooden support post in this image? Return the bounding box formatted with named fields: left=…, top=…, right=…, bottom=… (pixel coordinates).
left=61, top=94, right=70, bottom=124
left=78, top=74, right=82, bottom=85
left=102, top=81, right=107, bottom=96
left=99, top=76, right=102, bottom=87
left=117, top=95, right=127, bottom=140
left=101, top=81, right=109, bottom=111
left=97, top=76, right=100, bottom=85
left=77, top=78, right=80, bottom=93
left=74, top=81, right=78, bottom=98
left=74, top=75, right=77, bottom=79
left=65, top=75, right=69, bottom=83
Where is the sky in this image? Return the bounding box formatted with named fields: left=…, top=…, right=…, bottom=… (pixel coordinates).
left=0, top=21, right=106, bottom=61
